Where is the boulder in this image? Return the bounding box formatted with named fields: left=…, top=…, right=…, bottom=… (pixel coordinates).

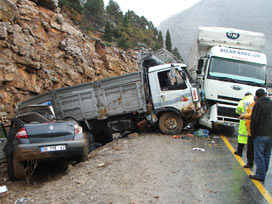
left=31, top=0, right=58, bottom=11
left=0, top=23, right=7, bottom=40
left=0, top=0, right=18, bottom=22
left=95, top=40, right=107, bottom=56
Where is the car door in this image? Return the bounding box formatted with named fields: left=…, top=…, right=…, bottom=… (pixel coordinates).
left=152, top=67, right=193, bottom=110
left=0, top=122, right=7, bottom=162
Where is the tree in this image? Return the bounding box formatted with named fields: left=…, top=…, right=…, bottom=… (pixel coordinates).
left=172, top=47, right=183, bottom=61
left=106, top=0, right=123, bottom=22
left=153, top=31, right=164, bottom=51
left=103, top=21, right=112, bottom=42
left=118, top=35, right=129, bottom=50
left=84, top=0, right=104, bottom=17
left=158, top=31, right=163, bottom=48
left=165, top=29, right=172, bottom=52
left=59, top=0, right=83, bottom=13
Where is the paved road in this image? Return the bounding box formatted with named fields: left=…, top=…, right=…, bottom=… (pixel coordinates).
left=0, top=130, right=271, bottom=204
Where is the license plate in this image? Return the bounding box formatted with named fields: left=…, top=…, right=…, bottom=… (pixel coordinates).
left=40, top=145, right=66, bottom=152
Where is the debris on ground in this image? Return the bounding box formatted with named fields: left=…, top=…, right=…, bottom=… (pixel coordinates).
left=128, top=133, right=139, bottom=139
left=0, top=186, right=7, bottom=194
left=97, top=163, right=106, bottom=168
left=14, top=197, right=28, bottom=204
left=184, top=124, right=193, bottom=130
left=194, top=129, right=209, bottom=137
left=186, top=133, right=194, bottom=137
left=193, top=148, right=205, bottom=152
left=173, top=135, right=180, bottom=139
left=180, top=136, right=189, bottom=140
left=212, top=136, right=220, bottom=139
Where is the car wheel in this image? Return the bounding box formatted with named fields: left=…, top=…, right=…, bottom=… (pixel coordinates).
left=7, top=156, right=24, bottom=181
left=159, top=112, right=184, bottom=135
left=7, top=156, right=16, bottom=181
left=83, top=129, right=94, bottom=153
left=77, top=132, right=89, bottom=162
left=13, top=159, right=25, bottom=180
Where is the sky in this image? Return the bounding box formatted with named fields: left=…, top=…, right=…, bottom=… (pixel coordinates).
left=103, top=0, right=202, bottom=26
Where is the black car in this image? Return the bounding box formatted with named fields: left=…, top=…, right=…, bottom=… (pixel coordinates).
left=4, top=105, right=89, bottom=180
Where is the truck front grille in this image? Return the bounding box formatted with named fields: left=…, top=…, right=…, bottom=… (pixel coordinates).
left=218, top=95, right=241, bottom=102
left=218, top=106, right=239, bottom=118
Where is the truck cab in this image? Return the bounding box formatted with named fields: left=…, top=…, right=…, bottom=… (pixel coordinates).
left=140, top=52, right=202, bottom=134
left=191, top=27, right=267, bottom=128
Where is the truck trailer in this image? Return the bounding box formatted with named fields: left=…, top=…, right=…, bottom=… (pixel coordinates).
left=189, top=26, right=267, bottom=128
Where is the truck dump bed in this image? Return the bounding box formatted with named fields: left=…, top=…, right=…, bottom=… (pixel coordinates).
left=17, top=72, right=146, bottom=121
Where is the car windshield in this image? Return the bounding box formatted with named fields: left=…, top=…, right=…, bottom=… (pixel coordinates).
left=208, top=57, right=266, bottom=86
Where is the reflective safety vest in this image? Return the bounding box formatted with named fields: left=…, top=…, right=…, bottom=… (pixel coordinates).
left=244, top=101, right=255, bottom=136
left=235, top=95, right=254, bottom=144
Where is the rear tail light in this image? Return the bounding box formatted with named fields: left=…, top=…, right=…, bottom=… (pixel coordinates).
left=16, top=128, right=29, bottom=139
left=74, top=124, right=82, bottom=135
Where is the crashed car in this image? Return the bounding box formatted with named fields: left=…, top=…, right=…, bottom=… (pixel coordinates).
left=4, top=104, right=89, bottom=180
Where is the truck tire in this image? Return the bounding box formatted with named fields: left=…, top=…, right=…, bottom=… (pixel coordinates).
left=93, top=123, right=113, bottom=145
left=159, top=112, right=183, bottom=135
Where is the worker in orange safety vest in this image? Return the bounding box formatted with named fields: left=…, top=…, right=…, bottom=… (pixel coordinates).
left=239, top=99, right=256, bottom=168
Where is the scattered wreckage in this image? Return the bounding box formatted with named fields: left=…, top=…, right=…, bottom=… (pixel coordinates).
left=16, top=49, right=203, bottom=139
left=0, top=49, right=203, bottom=180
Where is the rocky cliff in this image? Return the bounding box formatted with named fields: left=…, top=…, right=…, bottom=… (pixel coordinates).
left=0, top=0, right=139, bottom=122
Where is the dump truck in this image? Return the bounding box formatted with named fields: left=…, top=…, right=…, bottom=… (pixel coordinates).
left=15, top=50, right=203, bottom=146
left=189, top=26, right=268, bottom=128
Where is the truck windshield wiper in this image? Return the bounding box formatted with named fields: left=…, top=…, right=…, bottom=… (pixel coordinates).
left=210, top=76, right=237, bottom=83
left=242, top=80, right=265, bottom=87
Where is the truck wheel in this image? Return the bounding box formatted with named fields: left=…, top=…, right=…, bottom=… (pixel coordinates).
left=159, top=112, right=183, bottom=135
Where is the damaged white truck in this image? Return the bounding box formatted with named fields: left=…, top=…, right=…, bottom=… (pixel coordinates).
left=189, top=27, right=268, bottom=129
left=16, top=50, right=202, bottom=147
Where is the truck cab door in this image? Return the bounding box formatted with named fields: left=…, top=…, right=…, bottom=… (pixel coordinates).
left=0, top=122, right=7, bottom=162
left=150, top=67, right=193, bottom=111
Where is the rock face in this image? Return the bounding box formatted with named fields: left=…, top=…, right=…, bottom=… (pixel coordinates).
left=0, top=0, right=139, bottom=121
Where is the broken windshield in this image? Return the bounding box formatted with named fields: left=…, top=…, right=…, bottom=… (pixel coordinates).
left=208, top=57, right=266, bottom=86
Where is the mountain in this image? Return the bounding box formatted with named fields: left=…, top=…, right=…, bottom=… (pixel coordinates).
left=158, top=0, right=272, bottom=65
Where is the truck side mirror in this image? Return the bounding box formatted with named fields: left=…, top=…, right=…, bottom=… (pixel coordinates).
left=197, top=59, right=204, bottom=75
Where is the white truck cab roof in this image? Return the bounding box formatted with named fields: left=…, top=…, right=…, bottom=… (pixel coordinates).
left=148, top=63, right=187, bottom=73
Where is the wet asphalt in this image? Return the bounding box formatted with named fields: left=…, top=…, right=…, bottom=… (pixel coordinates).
left=208, top=126, right=272, bottom=204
